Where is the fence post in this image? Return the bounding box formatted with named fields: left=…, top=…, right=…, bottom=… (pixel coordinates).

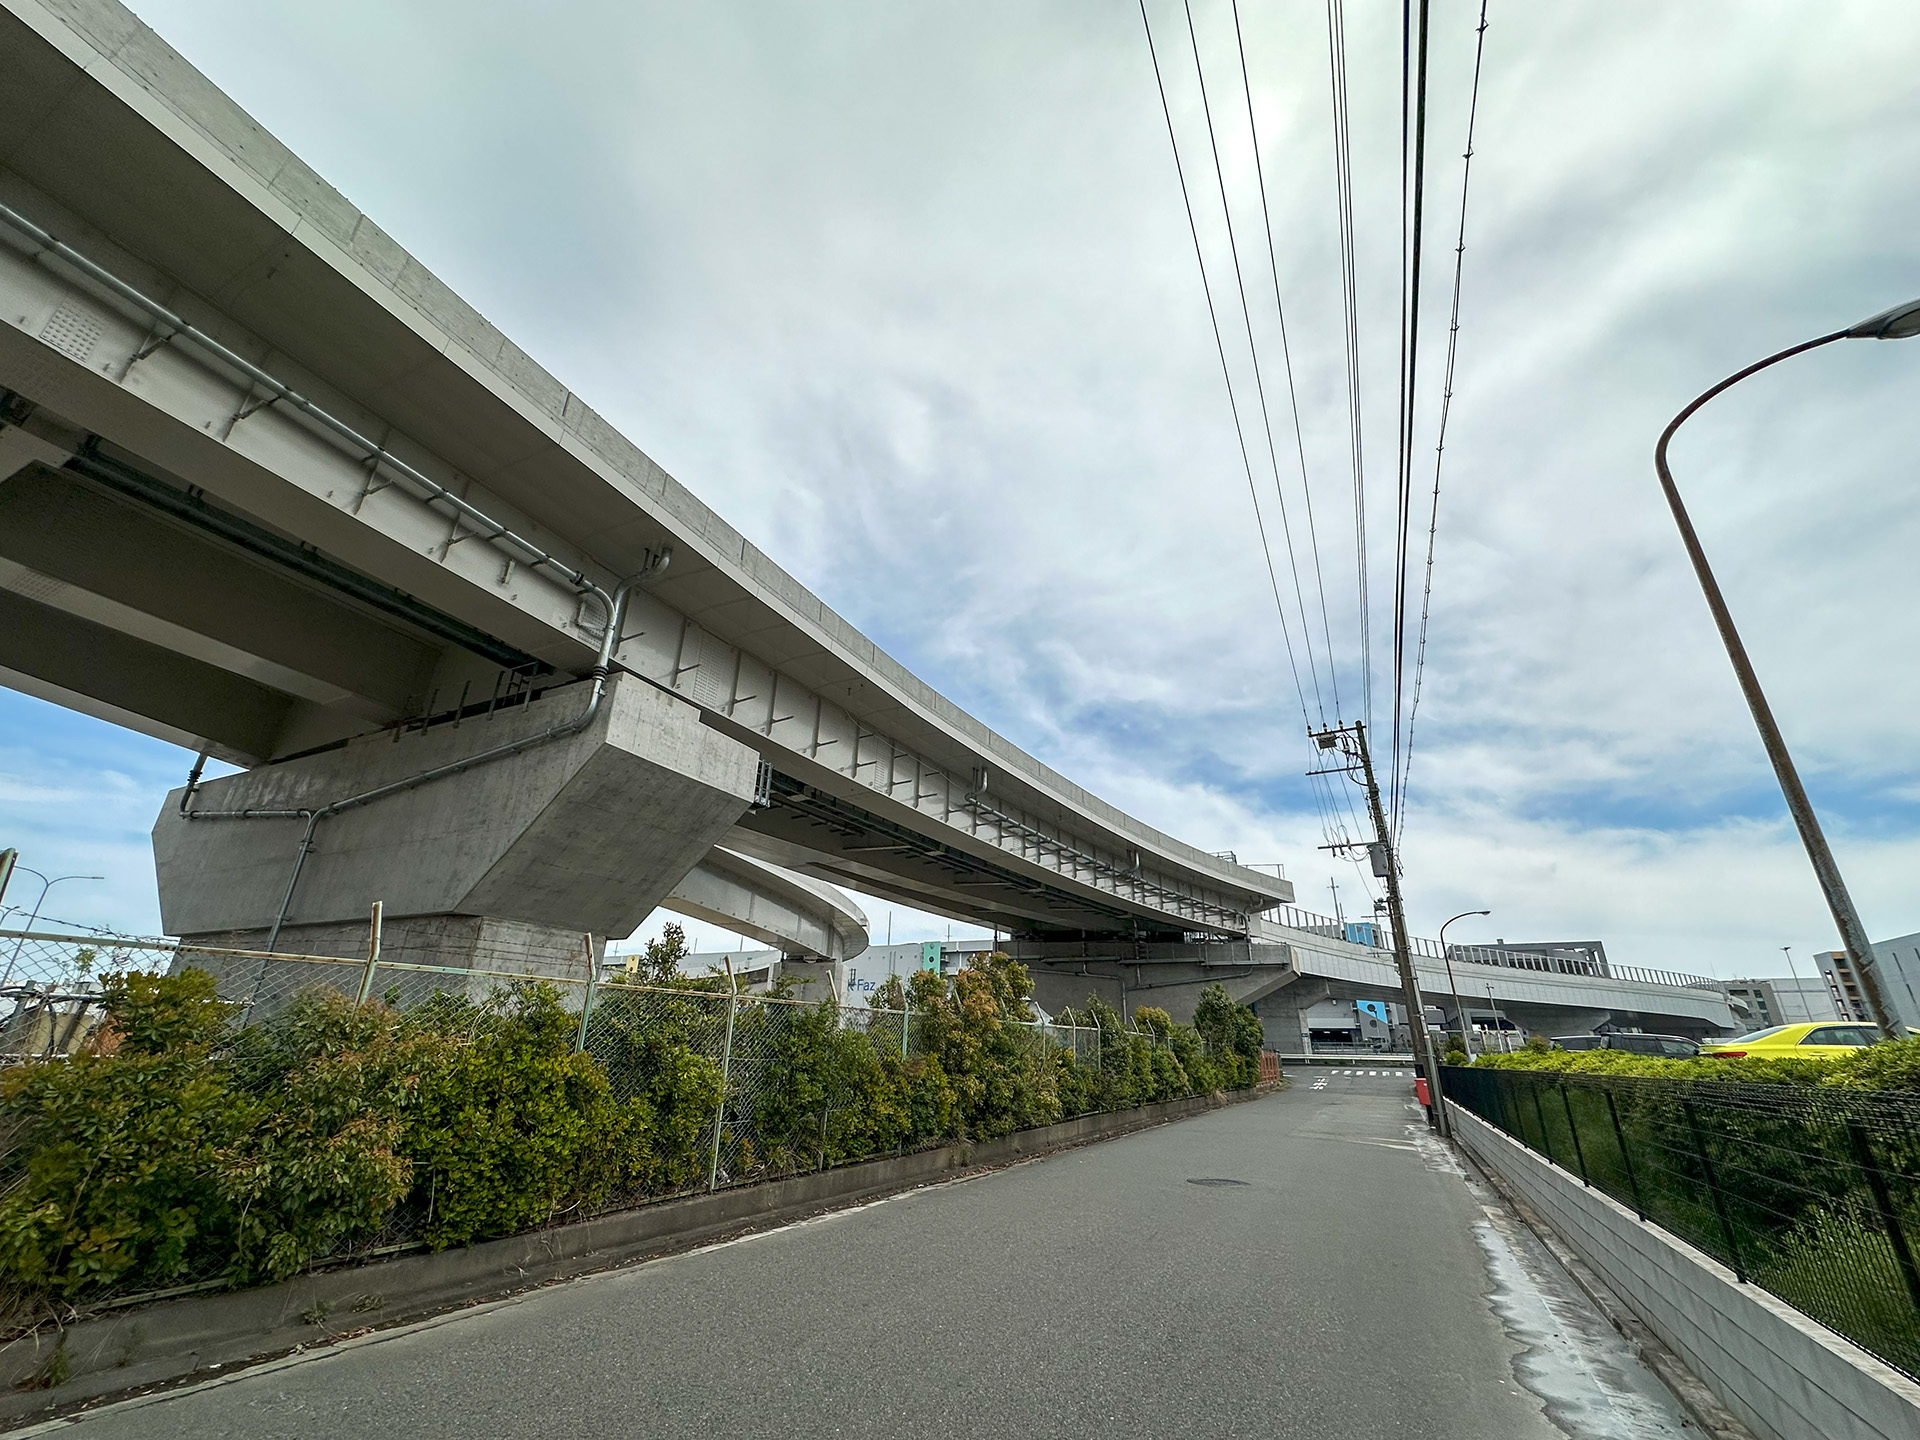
left=1846, top=1116, right=1920, bottom=1318
left=1530, top=1079, right=1556, bottom=1165
left=1494, top=1072, right=1518, bottom=1138
left=901, top=993, right=911, bottom=1060
left=355, top=901, right=384, bottom=1003
left=573, top=932, right=597, bottom=1054
left=708, top=954, right=739, bottom=1193
left=1682, top=1100, right=1746, bottom=1282
left=1605, top=1089, right=1648, bottom=1220
left=1559, top=1083, right=1590, bottom=1186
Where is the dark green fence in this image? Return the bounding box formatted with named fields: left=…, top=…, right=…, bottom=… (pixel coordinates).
left=1441, top=1065, right=1920, bottom=1381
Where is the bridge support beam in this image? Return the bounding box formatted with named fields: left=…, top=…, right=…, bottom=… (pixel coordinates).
left=664, top=847, right=868, bottom=961
left=1251, top=978, right=1336, bottom=1056
left=152, top=674, right=760, bottom=980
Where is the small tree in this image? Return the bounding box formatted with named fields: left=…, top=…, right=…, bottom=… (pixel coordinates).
left=635, top=922, right=691, bottom=986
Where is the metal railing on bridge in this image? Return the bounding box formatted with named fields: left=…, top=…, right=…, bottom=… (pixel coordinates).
left=1261, top=905, right=1719, bottom=993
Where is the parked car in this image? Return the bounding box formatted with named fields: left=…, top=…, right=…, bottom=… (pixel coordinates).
left=1698, top=1022, right=1883, bottom=1059
left=1551, top=1033, right=1700, bottom=1057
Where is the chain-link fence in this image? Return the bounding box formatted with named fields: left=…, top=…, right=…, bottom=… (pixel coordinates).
left=0, top=924, right=1117, bottom=1319
left=1442, top=1064, right=1920, bottom=1381
left=0, top=927, right=162, bottom=1063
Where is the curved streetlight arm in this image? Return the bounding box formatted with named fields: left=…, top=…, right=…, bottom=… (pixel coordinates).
left=1436, top=909, right=1492, bottom=1053
left=1653, top=328, right=1906, bottom=1038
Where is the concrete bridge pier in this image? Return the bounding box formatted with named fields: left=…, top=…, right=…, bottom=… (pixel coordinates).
left=151, top=674, right=761, bottom=991
left=1249, top=977, right=1337, bottom=1055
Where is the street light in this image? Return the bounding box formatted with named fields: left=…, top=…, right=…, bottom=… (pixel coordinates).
left=1, top=869, right=104, bottom=991
left=1654, top=296, right=1920, bottom=1039
left=1484, top=982, right=1511, bottom=1053
left=1439, top=909, right=1492, bottom=1055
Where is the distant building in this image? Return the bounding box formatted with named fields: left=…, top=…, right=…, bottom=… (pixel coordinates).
left=1714, top=977, right=1839, bottom=1028
left=1816, top=934, right=1920, bottom=1031
left=841, top=941, right=984, bottom=1005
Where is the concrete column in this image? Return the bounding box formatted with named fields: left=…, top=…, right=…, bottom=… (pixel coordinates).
left=152, top=674, right=761, bottom=991
left=1254, top=979, right=1333, bottom=1057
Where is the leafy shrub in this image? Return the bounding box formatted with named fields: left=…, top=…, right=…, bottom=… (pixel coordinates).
left=0, top=990, right=240, bottom=1304
left=1194, top=983, right=1264, bottom=1089
left=101, top=967, right=231, bottom=1054
left=1825, top=1035, right=1920, bottom=1091
left=1470, top=1036, right=1920, bottom=1091
left=0, top=952, right=1271, bottom=1315
left=751, top=999, right=902, bottom=1170
left=218, top=992, right=422, bottom=1281
left=401, top=984, right=647, bottom=1249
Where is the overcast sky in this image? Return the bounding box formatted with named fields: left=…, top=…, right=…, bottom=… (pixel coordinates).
left=3, top=0, right=1918, bottom=975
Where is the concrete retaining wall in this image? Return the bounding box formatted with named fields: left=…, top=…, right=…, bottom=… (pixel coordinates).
left=1448, top=1100, right=1920, bottom=1440
left=0, top=1085, right=1273, bottom=1427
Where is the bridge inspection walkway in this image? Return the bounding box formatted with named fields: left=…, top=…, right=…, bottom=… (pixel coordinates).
left=36, top=1081, right=1695, bottom=1440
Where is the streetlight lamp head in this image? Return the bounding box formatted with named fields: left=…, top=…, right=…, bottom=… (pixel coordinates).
left=1846, top=297, right=1920, bottom=340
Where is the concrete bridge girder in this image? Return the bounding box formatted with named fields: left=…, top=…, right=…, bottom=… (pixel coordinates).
left=1017, top=923, right=1741, bottom=1045
left=664, top=847, right=869, bottom=962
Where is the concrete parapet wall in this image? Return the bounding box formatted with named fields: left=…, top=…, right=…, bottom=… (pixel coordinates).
left=1447, top=1101, right=1920, bottom=1440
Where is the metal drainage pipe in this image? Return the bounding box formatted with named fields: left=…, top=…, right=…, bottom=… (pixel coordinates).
left=0, top=199, right=610, bottom=619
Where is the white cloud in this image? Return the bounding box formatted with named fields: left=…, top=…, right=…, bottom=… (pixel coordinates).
left=15, top=0, right=1920, bottom=971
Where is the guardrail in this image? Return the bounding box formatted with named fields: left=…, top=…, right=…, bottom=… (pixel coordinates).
left=1260, top=906, right=1720, bottom=993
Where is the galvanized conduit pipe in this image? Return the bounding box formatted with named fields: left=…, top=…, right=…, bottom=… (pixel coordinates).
left=184, top=570, right=653, bottom=951
left=0, top=200, right=609, bottom=617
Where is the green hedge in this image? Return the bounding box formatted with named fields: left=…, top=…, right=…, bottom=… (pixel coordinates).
left=0, top=955, right=1263, bottom=1321
left=1469, top=1036, right=1920, bottom=1090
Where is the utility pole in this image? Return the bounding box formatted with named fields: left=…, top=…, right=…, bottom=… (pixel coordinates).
left=1311, top=721, right=1447, bottom=1136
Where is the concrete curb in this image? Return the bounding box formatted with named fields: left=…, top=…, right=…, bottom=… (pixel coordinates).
left=0, top=1083, right=1279, bottom=1427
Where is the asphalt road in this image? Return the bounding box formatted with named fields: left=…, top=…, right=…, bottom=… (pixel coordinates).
left=32, top=1072, right=1693, bottom=1439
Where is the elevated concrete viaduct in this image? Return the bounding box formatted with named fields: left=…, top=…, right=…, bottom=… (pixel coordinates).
left=1020, top=916, right=1740, bottom=1044
left=0, top=0, right=1749, bottom=1039
left=0, top=0, right=1286, bottom=973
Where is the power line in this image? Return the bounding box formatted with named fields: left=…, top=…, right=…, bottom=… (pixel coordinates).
left=1229, top=0, right=1344, bottom=725
left=1137, top=1, right=1359, bottom=885
left=1135, top=0, right=1313, bottom=731
left=1323, top=0, right=1370, bottom=734
left=1390, top=0, right=1433, bottom=842
left=1398, top=0, right=1491, bottom=842
left=1181, top=0, right=1328, bottom=724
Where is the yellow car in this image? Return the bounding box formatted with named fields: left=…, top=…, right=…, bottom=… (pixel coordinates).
left=1698, top=1021, right=1882, bottom=1059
